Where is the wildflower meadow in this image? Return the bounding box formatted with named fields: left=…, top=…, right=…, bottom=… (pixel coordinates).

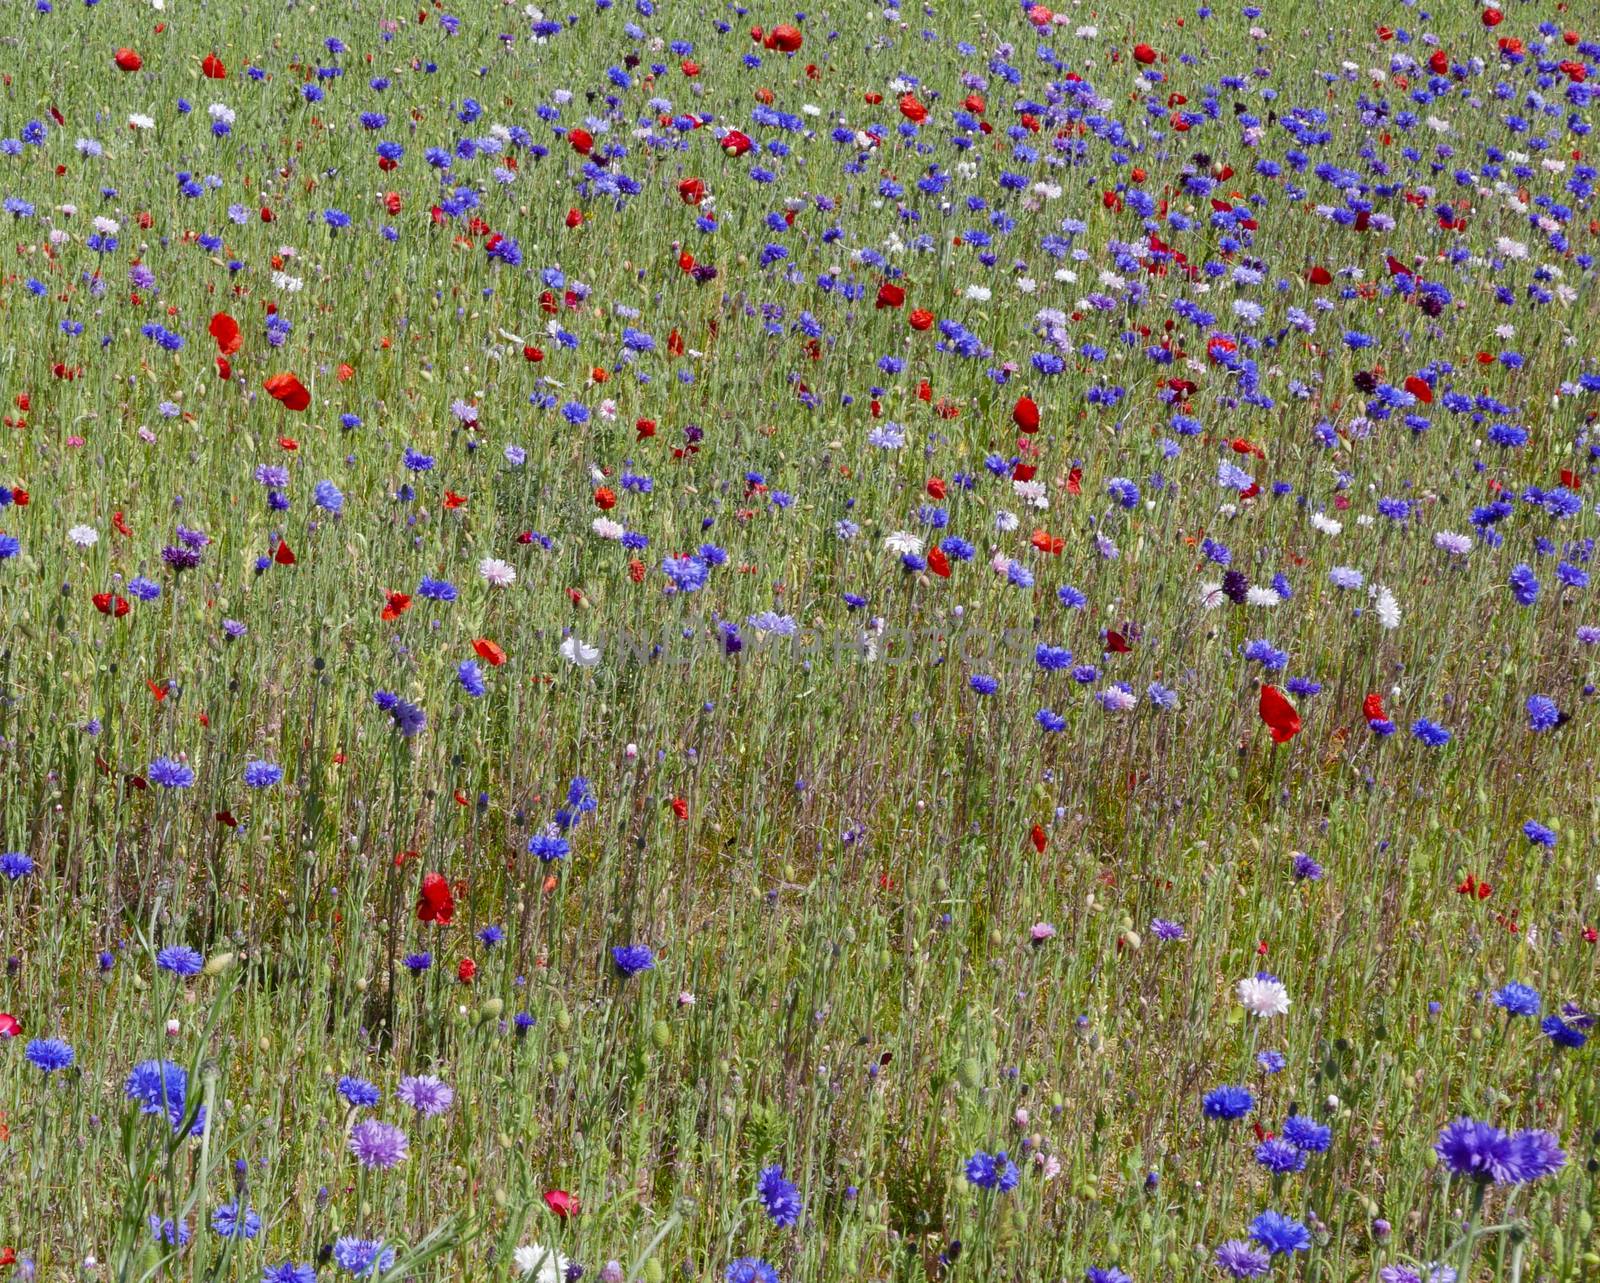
left=0, top=0, right=1597, bottom=1280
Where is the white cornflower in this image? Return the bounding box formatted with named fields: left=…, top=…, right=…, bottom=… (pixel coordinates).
left=1236, top=974, right=1291, bottom=1019
left=559, top=637, right=601, bottom=667
left=68, top=525, right=100, bottom=548
left=513, top=1243, right=569, bottom=1283
left=1309, top=512, right=1343, bottom=536
left=1372, top=585, right=1401, bottom=629
left=591, top=518, right=624, bottom=540
left=883, top=531, right=924, bottom=557
left=1246, top=586, right=1282, bottom=607
left=478, top=557, right=517, bottom=588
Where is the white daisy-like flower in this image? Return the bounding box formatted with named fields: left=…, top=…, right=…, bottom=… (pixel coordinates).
left=883, top=531, right=924, bottom=557
left=478, top=557, right=517, bottom=588
left=559, top=637, right=601, bottom=668
left=513, top=1243, right=569, bottom=1283
left=1236, top=974, right=1291, bottom=1019
left=68, top=525, right=100, bottom=548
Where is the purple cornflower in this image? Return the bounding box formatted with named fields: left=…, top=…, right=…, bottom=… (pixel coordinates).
left=395, top=1074, right=454, bottom=1118
left=348, top=1120, right=409, bottom=1168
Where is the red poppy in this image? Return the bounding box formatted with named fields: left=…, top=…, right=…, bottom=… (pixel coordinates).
left=274, top=538, right=296, bottom=566
left=147, top=679, right=168, bottom=702
left=635, top=418, right=656, bottom=440
left=671, top=797, right=688, bottom=820
left=1306, top=265, right=1333, bottom=286
left=1133, top=43, right=1158, bottom=64
left=763, top=24, right=803, bottom=52
left=1363, top=692, right=1387, bottom=722
left=263, top=372, right=311, bottom=411
left=380, top=591, right=412, bottom=621
left=594, top=487, right=617, bottom=511
left=568, top=128, right=594, bottom=155
left=1105, top=629, right=1132, bottom=654
left=1428, top=49, right=1449, bottom=74
left=926, top=546, right=951, bottom=578
left=457, top=957, right=476, bottom=984
left=565, top=207, right=584, bottom=229
left=473, top=638, right=507, bottom=666
left=416, top=872, right=455, bottom=924
left=874, top=282, right=905, bottom=310
left=93, top=592, right=130, bottom=617
left=1482, top=6, right=1502, bottom=25
left=720, top=129, right=752, bottom=157
left=1012, top=395, right=1040, bottom=432
left=1258, top=685, right=1301, bottom=744
left=215, top=809, right=238, bottom=828
left=908, top=308, right=935, bottom=331
left=208, top=311, right=242, bottom=355
left=1030, top=824, right=1047, bottom=853
left=443, top=491, right=468, bottom=510
left=897, top=93, right=928, bottom=124
left=114, top=47, right=143, bottom=72
left=677, top=177, right=705, bottom=205
left=1030, top=529, right=1065, bottom=555
left=216, top=356, right=232, bottom=380
left=0, top=1013, right=18, bottom=1038
left=543, top=1189, right=580, bottom=1220
left=1403, top=374, right=1433, bottom=404
left=203, top=53, right=227, bottom=78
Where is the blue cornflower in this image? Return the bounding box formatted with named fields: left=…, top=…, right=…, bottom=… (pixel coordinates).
left=263, top=1265, right=318, bottom=1283
left=0, top=852, right=35, bottom=880
left=1542, top=1016, right=1587, bottom=1050
left=25, top=1038, right=75, bottom=1073
left=757, top=1164, right=803, bottom=1228
left=528, top=832, right=570, bottom=862
left=1526, top=694, right=1561, bottom=731
left=1492, top=982, right=1540, bottom=1018
left=148, top=757, right=196, bottom=789
left=210, top=1203, right=261, bottom=1240
left=1248, top=1211, right=1310, bottom=1255
left=611, top=944, right=655, bottom=977
left=314, top=480, right=344, bottom=513
left=1281, top=1114, right=1331, bottom=1153
left=1509, top=563, right=1540, bottom=606
left=1410, top=718, right=1452, bottom=748
left=331, top=1238, right=396, bottom=1278
left=1202, top=1085, right=1253, bottom=1121
left=337, top=1075, right=381, bottom=1109
left=156, top=945, right=205, bottom=977
left=125, top=1059, right=206, bottom=1135
left=457, top=660, right=486, bottom=697
left=1254, top=1139, right=1306, bottom=1174
left=242, top=760, right=283, bottom=789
